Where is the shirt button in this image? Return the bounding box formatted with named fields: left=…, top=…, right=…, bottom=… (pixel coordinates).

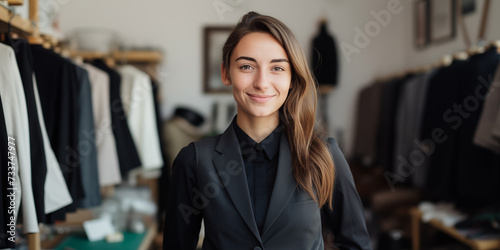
left=254, top=144, right=263, bottom=151
left=254, top=247, right=262, bottom=250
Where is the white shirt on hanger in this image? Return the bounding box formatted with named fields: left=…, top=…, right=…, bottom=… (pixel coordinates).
left=0, top=43, right=37, bottom=233
left=117, top=65, right=163, bottom=170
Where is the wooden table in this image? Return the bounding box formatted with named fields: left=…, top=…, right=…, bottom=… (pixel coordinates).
left=411, top=207, right=500, bottom=250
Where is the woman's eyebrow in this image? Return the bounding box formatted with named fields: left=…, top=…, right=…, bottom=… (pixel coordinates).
left=235, top=56, right=289, bottom=63
left=270, top=58, right=289, bottom=63
left=235, top=56, right=256, bottom=62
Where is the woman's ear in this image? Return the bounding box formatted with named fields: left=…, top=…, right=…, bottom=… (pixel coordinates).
left=221, top=63, right=231, bottom=86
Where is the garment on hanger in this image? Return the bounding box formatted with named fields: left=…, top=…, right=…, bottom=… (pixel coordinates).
left=474, top=64, right=500, bottom=154
left=0, top=95, right=15, bottom=249
left=6, top=39, right=72, bottom=215
left=92, top=60, right=141, bottom=178
left=454, top=48, right=500, bottom=208
left=74, top=65, right=101, bottom=208
left=81, top=63, right=121, bottom=186
left=118, top=65, right=163, bottom=170
left=393, top=70, right=436, bottom=188
left=420, top=60, right=467, bottom=201
left=0, top=43, right=37, bottom=232
left=378, top=76, right=409, bottom=173
left=152, top=79, right=171, bottom=225
left=3, top=38, right=47, bottom=223
left=311, top=22, right=338, bottom=86
left=32, top=76, right=73, bottom=214
left=31, top=44, right=84, bottom=221
left=352, top=82, right=384, bottom=166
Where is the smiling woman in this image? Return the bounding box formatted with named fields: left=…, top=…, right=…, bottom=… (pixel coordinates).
left=163, top=11, right=372, bottom=250
left=222, top=32, right=291, bottom=140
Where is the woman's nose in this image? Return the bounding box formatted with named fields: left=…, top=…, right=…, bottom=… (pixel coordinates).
left=253, top=70, right=270, bottom=90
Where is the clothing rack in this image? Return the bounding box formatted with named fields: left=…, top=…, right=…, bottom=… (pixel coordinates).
left=375, top=0, right=496, bottom=83
left=1, top=1, right=55, bottom=249
left=68, top=50, right=163, bottom=65
left=374, top=40, right=500, bottom=83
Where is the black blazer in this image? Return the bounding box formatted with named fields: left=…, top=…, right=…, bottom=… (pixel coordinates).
left=163, top=122, right=371, bottom=250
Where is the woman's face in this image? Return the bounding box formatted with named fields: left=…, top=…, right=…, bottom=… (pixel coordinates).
left=225, top=32, right=292, bottom=122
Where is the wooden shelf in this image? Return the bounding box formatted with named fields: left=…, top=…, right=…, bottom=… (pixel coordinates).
left=69, top=50, right=163, bottom=64
left=7, top=0, right=24, bottom=6
left=113, top=50, right=162, bottom=64
left=411, top=207, right=500, bottom=250
left=69, top=50, right=109, bottom=60
left=0, top=5, right=33, bottom=35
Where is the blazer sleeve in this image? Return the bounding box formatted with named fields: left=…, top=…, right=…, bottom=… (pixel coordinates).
left=163, top=143, right=203, bottom=250
left=322, top=138, right=372, bottom=250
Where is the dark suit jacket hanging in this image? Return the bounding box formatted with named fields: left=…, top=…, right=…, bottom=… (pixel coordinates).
left=31, top=45, right=84, bottom=221
left=311, top=23, right=338, bottom=86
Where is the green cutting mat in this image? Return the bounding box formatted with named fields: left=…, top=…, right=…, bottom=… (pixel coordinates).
left=53, top=231, right=146, bottom=250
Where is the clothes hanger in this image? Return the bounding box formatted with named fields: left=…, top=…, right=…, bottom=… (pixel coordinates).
left=2, top=13, right=16, bottom=46
left=485, top=40, right=500, bottom=54
left=432, top=54, right=453, bottom=69
left=466, top=45, right=485, bottom=56
left=453, top=51, right=469, bottom=61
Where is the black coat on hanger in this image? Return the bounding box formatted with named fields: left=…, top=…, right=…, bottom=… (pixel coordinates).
left=311, top=22, right=338, bottom=86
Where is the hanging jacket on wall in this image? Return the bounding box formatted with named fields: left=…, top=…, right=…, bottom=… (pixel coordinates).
left=311, top=22, right=338, bottom=86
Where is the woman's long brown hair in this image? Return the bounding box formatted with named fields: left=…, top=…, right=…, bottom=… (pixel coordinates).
left=222, top=11, right=335, bottom=208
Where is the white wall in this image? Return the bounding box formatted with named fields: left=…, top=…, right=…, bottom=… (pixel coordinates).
left=36, top=0, right=500, bottom=156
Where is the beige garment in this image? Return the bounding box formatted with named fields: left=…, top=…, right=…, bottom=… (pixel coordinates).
left=82, top=63, right=122, bottom=186
left=474, top=64, right=500, bottom=154
left=163, top=117, right=205, bottom=168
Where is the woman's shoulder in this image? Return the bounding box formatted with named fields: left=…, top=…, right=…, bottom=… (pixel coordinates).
left=322, top=137, right=340, bottom=154
left=191, top=133, right=223, bottom=152
left=322, top=137, right=353, bottom=182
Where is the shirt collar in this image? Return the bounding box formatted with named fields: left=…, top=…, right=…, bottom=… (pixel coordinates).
left=232, top=117, right=282, bottom=161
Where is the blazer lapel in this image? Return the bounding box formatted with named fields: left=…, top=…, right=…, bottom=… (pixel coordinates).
left=212, top=124, right=261, bottom=241
left=262, top=134, right=297, bottom=237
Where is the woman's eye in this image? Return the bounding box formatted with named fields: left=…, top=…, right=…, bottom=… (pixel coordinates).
left=272, top=66, right=285, bottom=72
left=240, top=65, right=253, bottom=70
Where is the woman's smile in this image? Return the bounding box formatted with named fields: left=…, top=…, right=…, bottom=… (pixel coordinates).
left=247, top=93, right=276, bottom=103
